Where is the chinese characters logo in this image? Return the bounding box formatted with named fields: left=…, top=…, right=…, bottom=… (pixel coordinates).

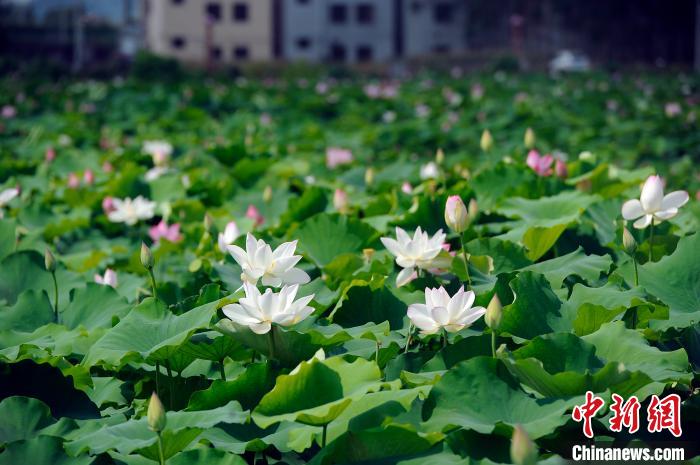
left=572, top=391, right=681, bottom=438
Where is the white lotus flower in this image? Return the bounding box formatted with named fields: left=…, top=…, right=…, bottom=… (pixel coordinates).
left=420, top=161, right=439, bottom=180
left=107, top=196, right=157, bottom=225
left=94, top=268, right=118, bottom=288
left=407, top=286, right=486, bottom=334
left=218, top=221, right=241, bottom=253
left=227, top=233, right=310, bottom=287
left=222, top=282, right=314, bottom=334
left=621, top=175, right=689, bottom=228
left=0, top=187, right=19, bottom=218
left=143, top=140, right=172, bottom=167
left=380, top=227, right=448, bottom=286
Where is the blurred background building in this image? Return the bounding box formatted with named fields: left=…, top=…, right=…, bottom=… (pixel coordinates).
left=1, top=0, right=699, bottom=72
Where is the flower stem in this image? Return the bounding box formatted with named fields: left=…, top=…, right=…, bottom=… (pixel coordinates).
left=321, top=424, right=328, bottom=448
left=155, top=362, right=160, bottom=397
left=156, top=432, right=166, bottom=465
left=491, top=331, right=497, bottom=358
left=441, top=329, right=448, bottom=348
left=267, top=326, right=276, bottom=360
left=219, top=359, right=226, bottom=381
left=648, top=219, right=654, bottom=262
left=148, top=268, right=158, bottom=300
left=51, top=271, right=59, bottom=323
left=166, top=363, right=174, bottom=410
left=633, top=257, right=639, bottom=286
left=404, top=323, right=413, bottom=354
left=459, top=235, right=471, bottom=287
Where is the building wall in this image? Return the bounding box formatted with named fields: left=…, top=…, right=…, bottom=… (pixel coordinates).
left=145, top=0, right=273, bottom=64
left=402, top=0, right=466, bottom=58
left=283, top=0, right=395, bottom=63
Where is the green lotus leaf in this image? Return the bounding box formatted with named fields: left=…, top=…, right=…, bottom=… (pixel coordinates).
left=424, top=356, right=584, bottom=439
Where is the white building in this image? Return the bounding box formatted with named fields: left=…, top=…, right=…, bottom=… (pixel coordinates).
left=144, top=0, right=275, bottom=64
left=402, top=0, right=467, bottom=57
left=282, top=0, right=397, bottom=63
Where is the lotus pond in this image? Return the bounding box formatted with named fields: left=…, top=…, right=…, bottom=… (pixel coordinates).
left=0, top=71, right=699, bottom=465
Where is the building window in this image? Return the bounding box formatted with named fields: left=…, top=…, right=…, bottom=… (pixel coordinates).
left=356, top=45, right=372, bottom=62
left=433, top=44, right=450, bottom=53
left=171, top=36, right=186, bottom=49
left=210, top=46, right=222, bottom=60
left=356, top=4, right=373, bottom=23
left=434, top=3, right=453, bottom=23
left=206, top=2, right=222, bottom=21
left=329, top=4, right=347, bottom=23
left=233, top=46, right=249, bottom=60
left=232, top=2, right=248, bottom=21
left=329, top=43, right=346, bottom=62
left=296, top=37, right=311, bottom=50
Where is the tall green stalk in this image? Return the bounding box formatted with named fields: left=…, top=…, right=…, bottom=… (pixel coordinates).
left=459, top=235, right=471, bottom=287
left=648, top=219, right=654, bottom=262
left=51, top=271, right=59, bottom=323
left=491, top=331, right=497, bottom=358
left=156, top=432, right=166, bottom=465
left=148, top=269, right=158, bottom=300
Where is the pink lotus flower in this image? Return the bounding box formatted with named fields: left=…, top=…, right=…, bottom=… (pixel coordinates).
left=102, top=161, right=114, bottom=173
left=526, top=150, right=554, bottom=177
left=67, top=173, right=80, bottom=189
left=326, top=147, right=353, bottom=169
left=102, top=196, right=116, bottom=214
left=401, top=182, right=413, bottom=194
left=2, top=105, right=16, bottom=119
left=246, top=204, right=264, bottom=226
left=665, top=102, right=681, bottom=118
left=149, top=220, right=183, bottom=244
left=555, top=159, right=568, bottom=179
left=45, top=147, right=56, bottom=162
left=94, top=268, right=117, bottom=288
left=83, top=169, right=95, bottom=185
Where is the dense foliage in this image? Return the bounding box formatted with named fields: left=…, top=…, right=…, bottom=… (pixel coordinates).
left=0, top=70, right=699, bottom=465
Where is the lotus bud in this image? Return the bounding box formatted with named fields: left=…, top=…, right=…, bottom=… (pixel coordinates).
left=147, top=392, right=167, bottom=432
left=140, top=242, right=154, bottom=270
left=524, top=127, right=535, bottom=149
left=263, top=185, right=273, bottom=203
left=83, top=169, right=95, bottom=185
left=468, top=198, right=478, bottom=219
left=480, top=129, right=493, bottom=152
left=511, top=425, right=538, bottom=465
left=44, top=249, right=56, bottom=272
left=435, top=148, right=445, bottom=165
left=555, top=160, right=568, bottom=179
left=333, top=188, right=348, bottom=213
left=203, top=212, right=214, bottom=233
left=445, top=196, right=469, bottom=233
left=622, top=228, right=637, bottom=255
left=485, top=294, right=503, bottom=331
left=364, top=167, right=375, bottom=186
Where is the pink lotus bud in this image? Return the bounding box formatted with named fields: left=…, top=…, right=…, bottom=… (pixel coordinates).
left=246, top=204, right=264, bottom=226
left=45, top=147, right=56, bottom=162
left=401, top=182, right=413, bottom=194
left=445, top=195, right=469, bottom=233
left=102, top=196, right=116, bottom=214
left=83, top=169, right=95, bottom=185
left=333, top=188, right=348, bottom=213
left=555, top=160, right=568, bottom=179
left=67, top=173, right=80, bottom=189
left=526, top=150, right=554, bottom=177
left=102, top=161, right=113, bottom=173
